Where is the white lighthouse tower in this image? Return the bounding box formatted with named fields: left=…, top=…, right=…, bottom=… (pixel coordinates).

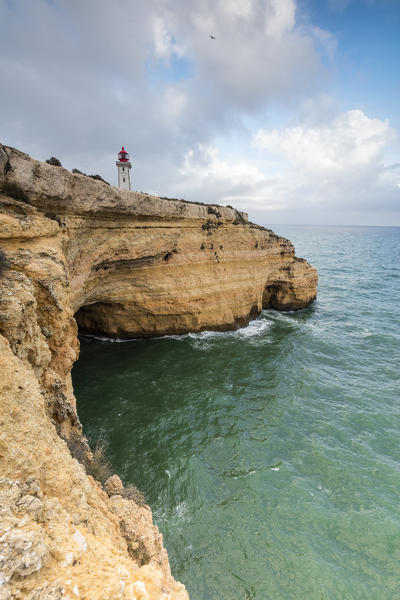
left=116, top=146, right=132, bottom=190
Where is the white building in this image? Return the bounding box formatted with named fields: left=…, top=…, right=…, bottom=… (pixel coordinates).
left=116, top=146, right=132, bottom=190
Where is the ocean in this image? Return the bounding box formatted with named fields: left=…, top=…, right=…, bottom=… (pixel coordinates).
left=72, top=225, right=400, bottom=599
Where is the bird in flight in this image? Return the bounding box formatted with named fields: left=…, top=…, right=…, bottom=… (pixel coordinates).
left=210, top=35, right=215, bottom=39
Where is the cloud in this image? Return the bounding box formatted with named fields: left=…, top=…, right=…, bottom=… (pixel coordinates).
left=156, top=107, right=399, bottom=224
left=249, top=108, right=399, bottom=222
left=266, top=0, right=296, bottom=39
left=219, top=0, right=255, bottom=21
left=171, top=144, right=269, bottom=207
left=0, top=0, right=398, bottom=225
left=0, top=0, right=329, bottom=165
left=253, top=109, right=394, bottom=172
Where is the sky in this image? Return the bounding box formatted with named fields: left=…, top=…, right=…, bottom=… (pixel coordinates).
left=0, top=0, right=399, bottom=226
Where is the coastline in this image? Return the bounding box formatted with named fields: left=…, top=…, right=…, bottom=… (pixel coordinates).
left=0, top=143, right=317, bottom=599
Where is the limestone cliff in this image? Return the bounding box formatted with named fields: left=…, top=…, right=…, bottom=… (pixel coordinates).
left=0, top=143, right=317, bottom=599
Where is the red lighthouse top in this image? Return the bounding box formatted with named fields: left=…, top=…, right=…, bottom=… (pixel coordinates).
left=118, top=146, right=129, bottom=162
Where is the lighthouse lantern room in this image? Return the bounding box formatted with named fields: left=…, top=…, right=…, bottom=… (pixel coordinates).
left=116, top=146, right=132, bottom=190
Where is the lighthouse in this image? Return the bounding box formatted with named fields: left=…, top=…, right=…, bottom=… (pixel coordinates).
left=116, top=146, right=132, bottom=190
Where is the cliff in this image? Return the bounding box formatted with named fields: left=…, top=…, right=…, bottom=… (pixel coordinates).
left=0, top=143, right=317, bottom=599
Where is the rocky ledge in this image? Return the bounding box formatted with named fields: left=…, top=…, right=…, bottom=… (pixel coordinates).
left=0, top=143, right=317, bottom=599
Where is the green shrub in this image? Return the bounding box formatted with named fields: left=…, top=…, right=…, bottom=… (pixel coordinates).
left=46, top=156, right=62, bottom=167
left=86, top=439, right=113, bottom=484
left=67, top=432, right=145, bottom=502
left=122, top=483, right=147, bottom=506
left=67, top=433, right=112, bottom=484
left=207, top=205, right=221, bottom=218
left=72, top=168, right=110, bottom=186
left=88, top=173, right=110, bottom=185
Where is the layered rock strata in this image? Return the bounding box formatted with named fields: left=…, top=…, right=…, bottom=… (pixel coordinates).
left=0, top=143, right=317, bottom=599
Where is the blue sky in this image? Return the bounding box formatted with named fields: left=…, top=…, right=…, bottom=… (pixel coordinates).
left=0, top=0, right=399, bottom=225
left=302, top=0, right=400, bottom=122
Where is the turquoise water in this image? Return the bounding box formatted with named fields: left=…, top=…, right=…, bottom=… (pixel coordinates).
left=72, top=226, right=400, bottom=599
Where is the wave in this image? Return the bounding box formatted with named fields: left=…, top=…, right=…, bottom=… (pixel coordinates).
left=78, top=333, right=143, bottom=343
left=79, top=315, right=272, bottom=345
left=170, top=316, right=272, bottom=347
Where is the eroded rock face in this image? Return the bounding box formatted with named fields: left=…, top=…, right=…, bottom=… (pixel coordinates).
left=0, top=144, right=317, bottom=338
left=0, top=338, right=188, bottom=599
left=0, top=143, right=317, bottom=598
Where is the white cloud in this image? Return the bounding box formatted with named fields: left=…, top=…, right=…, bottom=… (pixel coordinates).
left=163, top=85, right=188, bottom=118
left=148, top=144, right=269, bottom=209
left=0, top=1, right=398, bottom=225
left=0, top=0, right=327, bottom=157
left=158, top=108, right=399, bottom=224
left=248, top=109, right=399, bottom=223
left=254, top=109, right=395, bottom=172
left=264, top=0, right=296, bottom=40
left=181, top=144, right=265, bottom=185
left=153, top=16, right=174, bottom=59
left=153, top=15, right=186, bottom=60
left=219, top=0, right=254, bottom=20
